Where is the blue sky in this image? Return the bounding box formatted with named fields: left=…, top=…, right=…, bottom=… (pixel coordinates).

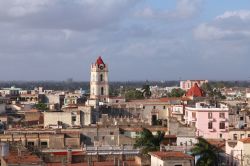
left=0, top=0, right=249, bottom=81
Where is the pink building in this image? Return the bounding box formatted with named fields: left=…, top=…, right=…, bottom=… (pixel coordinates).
left=180, top=80, right=208, bottom=91
left=185, top=102, right=229, bottom=139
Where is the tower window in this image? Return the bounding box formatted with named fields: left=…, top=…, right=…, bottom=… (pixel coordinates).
left=100, top=74, right=103, bottom=82
left=101, top=87, right=104, bottom=95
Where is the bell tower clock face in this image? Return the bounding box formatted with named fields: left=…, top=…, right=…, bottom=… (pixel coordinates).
left=99, top=64, right=104, bottom=70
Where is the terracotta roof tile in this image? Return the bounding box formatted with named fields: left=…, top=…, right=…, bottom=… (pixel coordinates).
left=186, top=83, right=205, bottom=97
left=96, top=56, right=105, bottom=65
left=240, top=138, right=250, bottom=143
left=149, top=151, right=193, bottom=160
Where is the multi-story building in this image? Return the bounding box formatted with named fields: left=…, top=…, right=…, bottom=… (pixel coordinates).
left=180, top=80, right=208, bottom=91
left=185, top=102, right=229, bottom=139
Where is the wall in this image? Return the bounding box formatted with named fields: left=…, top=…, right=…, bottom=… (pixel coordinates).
left=186, top=107, right=229, bottom=139
left=44, top=112, right=72, bottom=128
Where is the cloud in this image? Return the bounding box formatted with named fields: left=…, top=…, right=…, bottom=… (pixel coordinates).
left=135, top=0, right=203, bottom=20
left=0, top=0, right=140, bottom=31
left=194, top=10, right=250, bottom=40
left=216, top=10, right=250, bottom=21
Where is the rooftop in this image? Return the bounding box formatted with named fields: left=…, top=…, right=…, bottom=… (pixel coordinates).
left=240, top=138, right=250, bottom=143
left=149, top=151, right=193, bottom=160
left=3, top=149, right=42, bottom=165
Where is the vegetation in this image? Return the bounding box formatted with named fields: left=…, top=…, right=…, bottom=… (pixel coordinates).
left=201, top=83, right=226, bottom=100
left=134, top=128, right=165, bottom=154
left=142, top=84, right=152, bottom=98
left=191, top=137, right=221, bottom=166
left=34, top=102, right=48, bottom=110
left=167, top=88, right=186, bottom=97
left=124, top=88, right=144, bottom=100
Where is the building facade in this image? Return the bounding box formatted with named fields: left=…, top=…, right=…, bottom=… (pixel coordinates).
left=90, top=56, right=109, bottom=103
left=180, top=80, right=208, bottom=91
left=185, top=102, right=229, bottom=139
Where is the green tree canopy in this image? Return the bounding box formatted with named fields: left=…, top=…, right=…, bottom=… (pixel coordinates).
left=125, top=88, right=144, bottom=100
left=34, top=102, right=48, bottom=111
left=167, top=88, right=185, bottom=97
left=201, top=83, right=226, bottom=100
left=142, top=84, right=152, bottom=99
left=191, top=137, right=221, bottom=166
left=134, top=128, right=165, bottom=154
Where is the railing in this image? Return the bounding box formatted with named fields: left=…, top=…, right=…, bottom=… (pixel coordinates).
left=83, top=145, right=140, bottom=155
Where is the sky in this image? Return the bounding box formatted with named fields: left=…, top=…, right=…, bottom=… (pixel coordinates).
left=0, top=0, right=249, bottom=81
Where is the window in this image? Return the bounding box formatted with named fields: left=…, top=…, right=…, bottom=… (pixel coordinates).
left=40, top=141, right=48, bottom=148
left=219, top=122, right=225, bottom=129
left=240, top=117, right=244, bottom=121
left=153, top=106, right=156, bottom=109
left=143, top=106, right=145, bottom=109
left=110, top=132, right=114, bottom=135
left=72, top=116, right=76, bottom=122
left=208, top=112, right=212, bottom=119
left=219, top=113, right=225, bottom=118
left=100, top=74, right=103, bottom=82
left=248, top=134, right=250, bottom=138
left=220, top=134, right=222, bottom=138
left=101, top=87, right=104, bottom=95
left=27, top=142, right=34, bottom=146
left=233, top=134, right=238, bottom=140
left=208, top=122, right=213, bottom=129
left=163, top=106, right=166, bottom=109
left=240, top=134, right=244, bottom=139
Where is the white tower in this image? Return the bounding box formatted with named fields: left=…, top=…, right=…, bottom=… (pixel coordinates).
left=90, top=56, right=109, bottom=103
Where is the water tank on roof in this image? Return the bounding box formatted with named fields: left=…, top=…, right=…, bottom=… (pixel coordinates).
left=0, top=143, right=9, bottom=157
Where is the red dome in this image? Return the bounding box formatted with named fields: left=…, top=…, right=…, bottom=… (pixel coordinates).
left=96, top=56, right=105, bottom=65
left=186, top=83, right=205, bottom=97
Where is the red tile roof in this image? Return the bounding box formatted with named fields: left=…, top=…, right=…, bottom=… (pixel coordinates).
left=186, top=83, right=205, bottom=97
left=240, top=138, right=250, bottom=143
left=3, top=150, right=42, bottom=164
left=149, top=151, right=193, bottom=160
left=96, top=56, right=105, bottom=65
left=46, top=161, right=137, bottom=166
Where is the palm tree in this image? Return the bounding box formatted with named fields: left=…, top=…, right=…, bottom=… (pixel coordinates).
left=191, top=137, right=221, bottom=166
left=142, top=84, right=151, bottom=99
left=134, top=128, right=165, bottom=154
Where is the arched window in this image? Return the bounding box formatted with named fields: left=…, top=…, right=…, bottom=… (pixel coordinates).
left=100, top=74, right=103, bottom=82
left=101, top=87, right=104, bottom=95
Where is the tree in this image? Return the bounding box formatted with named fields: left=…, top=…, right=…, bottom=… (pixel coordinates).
left=125, top=88, right=144, bottom=100
left=167, top=88, right=185, bottom=97
left=134, top=128, right=165, bottom=154
left=34, top=102, right=48, bottom=111
left=201, top=83, right=226, bottom=100
left=191, top=137, right=221, bottom=166
left=142, top=84, right=152, bottom=99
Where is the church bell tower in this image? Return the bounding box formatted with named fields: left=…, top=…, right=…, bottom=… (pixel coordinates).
left=90, top=56, right=109, bottom=102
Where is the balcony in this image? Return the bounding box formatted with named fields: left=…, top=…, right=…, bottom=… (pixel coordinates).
left=208, top=128, right=216, bottom=132
left=219, top=117, right=226, bottom=121
left=208, top=118, right=214, bottom=122
left=219, top=128, right=227, bottom=132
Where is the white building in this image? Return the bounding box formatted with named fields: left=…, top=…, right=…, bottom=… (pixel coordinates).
left=149, top=151, right=194, bottom=166
left=180, top=80, right=208, bottom=91
left=87, top=56, right=109, bottom=107
left=226, top=138, right=250, bottom=166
